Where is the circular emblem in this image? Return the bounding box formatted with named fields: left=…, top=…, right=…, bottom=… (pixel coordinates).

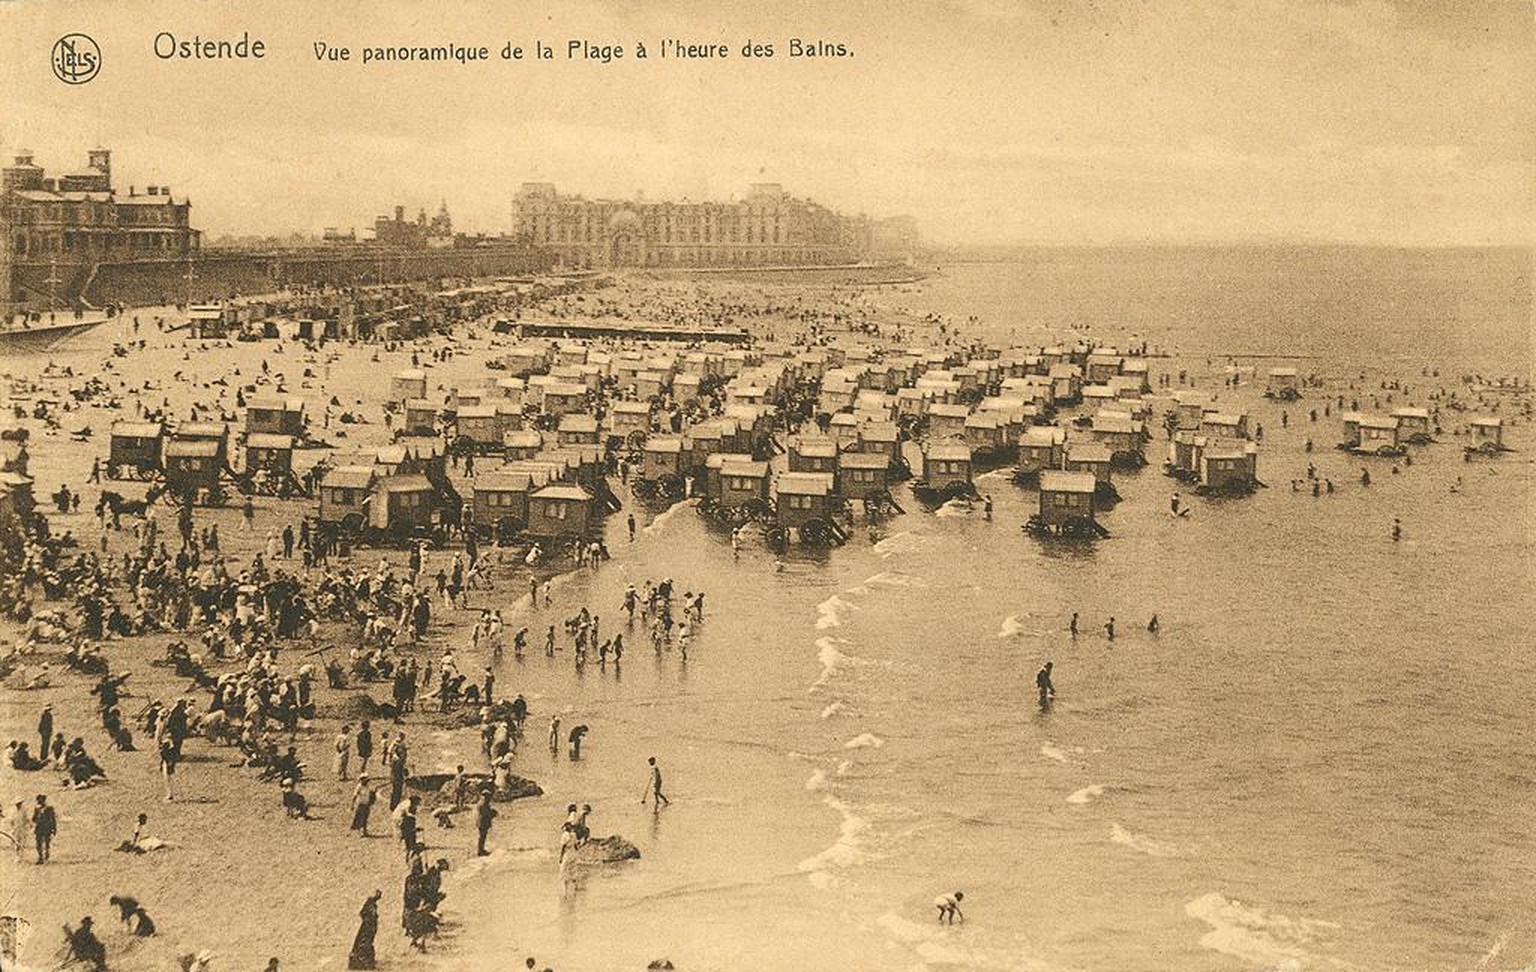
left=52, top=34, right=102, bottom=85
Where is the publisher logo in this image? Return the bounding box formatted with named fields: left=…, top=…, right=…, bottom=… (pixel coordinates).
left=52, top=33, right=101, bottom=84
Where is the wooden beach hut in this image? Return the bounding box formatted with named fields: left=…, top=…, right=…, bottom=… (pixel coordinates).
left=391, top=369, right=427, bottom=402
left=788, top=436, right=839, bottom=474
left=527, top=484, right=596, bottom=539
left=245, top=397, right=306, bottom=436
left=1392, top=407, right=1432, bottom=443
left=1035, top=470, right=1100, bottom=533
left=1016, top=426, right=1067, bottom=480
left=1198, top=439, right=1261, bottom=494
left=107, top=421, right=165, bottom=479
left=318, top=465, right=376, bottom=530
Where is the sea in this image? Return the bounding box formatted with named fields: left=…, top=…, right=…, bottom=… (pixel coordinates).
left=431, top=247, right=1535, bottom=972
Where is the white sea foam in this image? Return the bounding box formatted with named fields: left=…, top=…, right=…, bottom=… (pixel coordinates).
left=845, top=732, right=885, bottom=749
left=1066, top=783, right=1109, bottom=804
left=642, top=498, right=696, bottom=535
left=815, top=594, right=858, bottom=629
left=796, top=794, right=871, bottom=887
left=1109, top=823, right=1182, bottom=857
left=864, top=570, right=928, bottom=589
left=835, top=759, right=853, bottom=776
left=998, top=614, right=1026, bottom=638
left=1185, top=892, right=1337, bottom=969
left=820, top=700, right=846, bottom=719
left=872, top=531, right=925, bottom=558
left=875, top=912, right=1062, bottom=971
left=811, top=636, right=862, bottom=691
left=805, top=769, right=828, bottom=791
left=1039, top=742, right=1069, bottom=763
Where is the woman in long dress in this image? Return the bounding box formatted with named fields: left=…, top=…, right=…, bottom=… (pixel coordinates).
left=349, top=777, right=376, bottom=836
left=347, top=890, right=382, bottom=969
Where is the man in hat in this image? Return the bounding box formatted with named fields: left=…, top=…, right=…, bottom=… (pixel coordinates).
left=32, top=794, right=57, bottom=863
left=64, top=916, right=106, bottom=970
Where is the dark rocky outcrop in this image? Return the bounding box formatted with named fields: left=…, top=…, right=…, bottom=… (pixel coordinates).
left=406, top=771, right=542, bottom=808
left=570, top=834, right=641, bottom=864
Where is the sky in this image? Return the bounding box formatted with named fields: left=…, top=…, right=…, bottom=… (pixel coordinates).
left=1, top=0, right=1532, bottom=245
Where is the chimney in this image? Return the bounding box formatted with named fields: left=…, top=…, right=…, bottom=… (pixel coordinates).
left=395, top=205, right=405, bottom=222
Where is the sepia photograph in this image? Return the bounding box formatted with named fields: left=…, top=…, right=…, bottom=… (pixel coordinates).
left=0, top=1, right=1532, bottom=970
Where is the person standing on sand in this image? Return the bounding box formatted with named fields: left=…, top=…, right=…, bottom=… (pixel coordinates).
left=158, top=735, right=179, bottom=802
left=32, top=794, right=57, bottom=863
left=475, top=791, right=496, bottom=857
left=334, top=724, right=353, bottom=780
left=1069, top=613, right=1078, bottom=638
left=627, top=512, right=636, bottom=542
left=355, top=721, right=373, bottom=776
left=1104, top=617, right=1116, bottom=641
left=348, top=890, right=382, bottom=969
left=388, top=737, right=409, bottom=810
left=9, top=798, right=31, bottom=861
left=643, top=756, right=670, bottom=808
left=349, top=775, right=376, bottom=837
left=38, top=704, right=53, bottom=760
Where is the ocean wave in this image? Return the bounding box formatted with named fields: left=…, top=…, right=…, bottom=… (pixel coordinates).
left=1039, top=742, right=1069, bottom=764
left=642, top=498, right=697, bottom=536
left=875, top=912, right=1063, bottom=971
left=796, top=794, right=871, bottom=887
left=1109, top=823, right=1182, bottom=857
left=845, top=732, right=885, bottom=749
left=873, top=531, right=925, bottom=559
left=999, top=614, right=1026, bottom=638
left=864, top=570, right=929, bottom=589
left=1066, top=783, right=1110, bottom=804
left=815, top=594, right=859, bottom=629
left=820, top=700, right=846, bottom=719
left=935, top=498, right=974, bottom=517
left=805, top=769, right=827, bottom=791
left=1184, top=892, right=1338, bottom=969
left=811, top=636, right=864, bottom=691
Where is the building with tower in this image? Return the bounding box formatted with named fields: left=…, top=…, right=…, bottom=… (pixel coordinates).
left=1, top=148, right=199, bottom=307
left=511, top=182, right=872, bottom=268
